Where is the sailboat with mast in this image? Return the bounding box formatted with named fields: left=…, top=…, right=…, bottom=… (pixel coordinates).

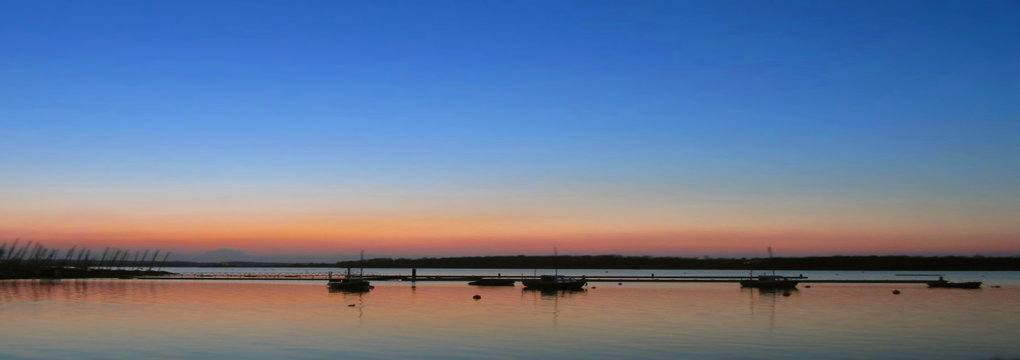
left=328, top=250, right=374, bottom=292
left=740, top=247, right=801, bottom=289
left=521, top=247, right=586, bottom=290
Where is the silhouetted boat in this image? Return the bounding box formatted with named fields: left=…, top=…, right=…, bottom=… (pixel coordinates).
left=740, top=274, right=800, bottom=289
left=927, top=278, right=981, bottom=289
left=327, top=276, right=374, bottom=292
left=522, top=275, right=586, bottom=290
left=328, top=250, right=373, bottom=292
left=468, top=278, right=515, bottom=286
left=742, top=246, right=801, bottom=289
left=522, top=247, right=586, bottom=290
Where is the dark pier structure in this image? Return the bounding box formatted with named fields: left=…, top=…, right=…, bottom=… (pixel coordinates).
left=136, top=272, right=934, bottom=284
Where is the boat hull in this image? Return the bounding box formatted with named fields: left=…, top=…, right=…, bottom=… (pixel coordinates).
left=328, top=280, right=374, bottom=292
left=927, top=281, right=981, bottom=289
left=739, top=280, right=799, bottom=289
left=521, top=280, right=586, bottom=290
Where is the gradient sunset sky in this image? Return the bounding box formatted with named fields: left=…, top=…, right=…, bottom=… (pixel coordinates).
left=2, top=0, right=1018, bottom=261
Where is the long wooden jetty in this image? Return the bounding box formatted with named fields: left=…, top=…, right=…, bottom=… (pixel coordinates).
left=134, top=273, right=933, bottom=284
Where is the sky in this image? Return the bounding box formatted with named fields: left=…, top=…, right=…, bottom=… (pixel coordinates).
left=1, top=0, right=1018, bottom=261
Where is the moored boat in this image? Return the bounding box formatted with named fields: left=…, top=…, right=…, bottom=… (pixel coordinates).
left=742, top=247, right=802, bottom=289
left=522, top=247, right=586, bottom=290
left=522, top=275, right=586, bottom=290
left=740, top=274, right=799, bottom=289
left=926, top=278, right=981, bottom=289
left=328, top=250, right=373, bottom=292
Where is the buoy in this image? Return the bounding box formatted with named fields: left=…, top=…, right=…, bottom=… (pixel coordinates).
left=591, top=286, right=597, bottom=289
left=892, top=290, right=901, bottom=295
left=804, top=285, right=811, bottom=288
left=992, top=285, right=1001, bottom=288
left=473, top=295, right=481, bottom=300
left=618, top=282, right=622, bottom=285
left=348, top=304, right=356, bottom=307
left=782, top=291, right=791, bottom=297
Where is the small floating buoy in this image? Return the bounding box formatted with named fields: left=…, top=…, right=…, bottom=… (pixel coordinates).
left=618, top=283, right=622, bottom=285
left=992, top=285, right=1001, bottom=288
left=892, top=290, right=901, bottom=295
left=804, top=285, right=811, bottom=288
left=591, top=286, right=597, bottom=289
left=473, top=295, right=481, bottom=300
left=348, top=304, right=356, bottom=307
left=782, top=292, right=791, bottom=297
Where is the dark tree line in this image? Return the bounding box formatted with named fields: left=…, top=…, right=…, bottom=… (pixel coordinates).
left=331, top=255, right=1020, bottom=271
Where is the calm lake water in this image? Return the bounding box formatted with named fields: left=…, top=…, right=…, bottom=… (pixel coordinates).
left=2, top=270, right=1019, bottom=359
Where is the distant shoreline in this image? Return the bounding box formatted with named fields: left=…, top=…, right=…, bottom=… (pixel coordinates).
left=161, top=255, right=1020, bottom=271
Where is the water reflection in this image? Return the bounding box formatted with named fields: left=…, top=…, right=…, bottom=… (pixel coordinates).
left=522, top=288, right=588, bottom=297
left=742, top=286, right=799, bottom=336
left=329, top=289, right=368, bottom=323
left=0, top=279, right=170, bottom=303
left=0, top=280, right=1018, bottom=360
left=327, top=287, right=373, bottom=294
left=756, top=287, right=799, bottom=296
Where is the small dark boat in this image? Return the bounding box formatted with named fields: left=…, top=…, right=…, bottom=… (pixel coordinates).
left=328, top=277, right=374, bottom=292
left=522, top=275, right=586, bottom=290
left=328, top=250, right=373, bottom=292
left=741, top=247, right=801, bottom=289
left=926, top=278, right=981, bottom=289
left=468, top=278, right=515, bottom=286
left=740, top=275, right=799, bottom=289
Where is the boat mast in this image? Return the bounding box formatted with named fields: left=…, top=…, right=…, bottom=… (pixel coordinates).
left=554, top=247, right=558, bottom=276
left=359, top=250, right=365, bottom=278
left=768, top=246, right=775, bottom=277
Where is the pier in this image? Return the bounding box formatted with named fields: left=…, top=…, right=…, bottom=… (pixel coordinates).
left=135, top=273, right=934, bottom=284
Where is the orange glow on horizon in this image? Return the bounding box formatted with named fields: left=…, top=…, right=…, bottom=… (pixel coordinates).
left=3, top=199, right=1018, bottom=257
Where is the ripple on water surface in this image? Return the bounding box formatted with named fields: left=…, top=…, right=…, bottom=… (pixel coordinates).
left=1, top=277, right=1019, bottom=360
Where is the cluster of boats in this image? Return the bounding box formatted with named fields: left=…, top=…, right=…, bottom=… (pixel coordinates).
left=329, top=273, right=983, bottom=292
left=330, top=273, right=588, bottom=292
left=327, top=249, right=982, bottom=293
left=329, top=248, right=589, bottom=292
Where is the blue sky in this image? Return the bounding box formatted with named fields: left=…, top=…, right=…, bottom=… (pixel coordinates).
left=1, top=0, right=1018, bottom=259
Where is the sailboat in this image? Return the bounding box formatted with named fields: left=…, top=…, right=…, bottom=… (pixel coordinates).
left=926, top=276, right=982, bottom=289
left=328, top=250, right=374, bottom=292
left=521, top=247, right=586, bottom=291
left=740, top=247, right=801, bottom=289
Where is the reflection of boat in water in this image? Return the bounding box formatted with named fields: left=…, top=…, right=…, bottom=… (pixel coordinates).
left=468, top=278, right=515, bottom=286
left=740, top=275, right=800, bottom=289
left=927, top=277, right=981, bottom=289
left=523, top=287, right=587, bottom=296
left=522, top=275, right=586, bottom=290
left=328, top=250, right=373, bottom=292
